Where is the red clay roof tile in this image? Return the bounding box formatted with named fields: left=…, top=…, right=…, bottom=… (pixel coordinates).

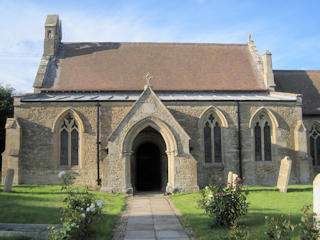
left=41, top=42, right=267, bottom=92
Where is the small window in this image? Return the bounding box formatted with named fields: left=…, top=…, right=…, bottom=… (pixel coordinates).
left=47, top=30, right=52, bottom=39
left=203, top=114, right=222, bottom=163
left=254, top=113, right=272, bottom=161
left=309, top=124, right=320, bottom=166
left=59, top=114, right=79, bottom=166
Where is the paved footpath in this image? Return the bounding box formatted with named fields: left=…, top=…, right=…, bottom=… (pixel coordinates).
left=124, top=193, right=189, bottom=240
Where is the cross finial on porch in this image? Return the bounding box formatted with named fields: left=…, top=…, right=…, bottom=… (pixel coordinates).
left=146, top=72, right=152, bottom=86
left=144, top=72, right=153, bottom=90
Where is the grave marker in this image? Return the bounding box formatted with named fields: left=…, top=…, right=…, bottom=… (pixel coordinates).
left=276, top=156, right=292, bottom=193
left=4, top=169, right=14, bottom=192
left=227, top=171, right=233, bottom=187
left=314, top=174, right=320, bottom=228
left=232, top=173, right=238, bottom=188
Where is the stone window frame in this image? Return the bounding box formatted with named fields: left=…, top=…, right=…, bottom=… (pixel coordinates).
left=249, top=107, right=279, bottom=162
left=52, top=108, right=85, bottom=169
left=198, top=106, right=228, bottom=166
left=308, top=122, right=320, bottom=166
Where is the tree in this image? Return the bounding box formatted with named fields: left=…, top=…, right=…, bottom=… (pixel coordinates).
left=0, top=84, right=14, bottom=172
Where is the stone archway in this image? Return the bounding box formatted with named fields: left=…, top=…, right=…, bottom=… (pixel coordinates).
left=122, top=117, right=176, bottom=193
left=131, top=127, right=168, bottom=192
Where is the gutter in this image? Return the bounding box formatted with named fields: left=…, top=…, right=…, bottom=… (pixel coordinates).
left=96, top=102, right=101, bottom=185
left=237, top=101, right=243, bottom=179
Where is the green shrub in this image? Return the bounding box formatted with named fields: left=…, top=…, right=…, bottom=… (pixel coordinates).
left=49, top=172, right=104, bottom=240
left=227, top=222, right=249, bottom=240
left=264, top=215, right=294, bottom=240
left=198, top=177, right=248, bottom=227
left=296, top=205, right=320, bottom=240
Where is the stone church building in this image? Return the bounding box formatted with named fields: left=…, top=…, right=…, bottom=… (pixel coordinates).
left=2, top=15, right=320, bottom=193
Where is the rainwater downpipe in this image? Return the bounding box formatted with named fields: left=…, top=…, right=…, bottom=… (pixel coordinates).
left=237, top=100, right=243, bottom=179
left=96, top=102, right=101, bottom=185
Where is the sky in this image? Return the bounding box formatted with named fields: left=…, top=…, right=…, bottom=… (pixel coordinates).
left=0, top=0, right=319, bottom=93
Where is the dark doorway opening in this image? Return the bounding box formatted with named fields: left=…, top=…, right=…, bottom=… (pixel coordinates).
left=136, top=142, right=161, bottom=191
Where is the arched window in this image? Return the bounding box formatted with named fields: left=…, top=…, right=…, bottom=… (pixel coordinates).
left=309, top=124, right=320, bottom=166
left=59, top=113, right=79, bottom=166
left=254, top=113, right=272, bottom=161
left=204, top=113, right=222, bottom=163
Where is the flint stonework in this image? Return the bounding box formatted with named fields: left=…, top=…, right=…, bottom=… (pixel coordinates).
left=277, top=156, right=292, bottom=193
left=4, top=169, right=14, bottom=192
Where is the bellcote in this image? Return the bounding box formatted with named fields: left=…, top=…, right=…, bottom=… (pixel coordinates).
left=43, top=14, right=62, bottom=56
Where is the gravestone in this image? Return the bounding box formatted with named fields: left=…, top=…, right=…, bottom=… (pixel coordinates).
left=276, top=156, right=292, bottom=193
left=232, top=173, right=238, bottom=188
left=227, top=171, right=233, bottom=187
left=4, top=169, right=14, bottom=192
left=314, top=174, right=320, bottom=228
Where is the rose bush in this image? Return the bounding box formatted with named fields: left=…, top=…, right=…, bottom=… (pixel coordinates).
left=198, top=177, right=248, bottom=227
left=49, top=171, right=104, bottom=240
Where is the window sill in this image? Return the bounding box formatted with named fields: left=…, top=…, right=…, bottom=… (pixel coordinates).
left=204, top=162, right=224, bottom=169
left=58, top=165, right=81, bottom=170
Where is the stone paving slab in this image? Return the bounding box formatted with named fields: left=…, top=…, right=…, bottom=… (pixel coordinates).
left=124, top=230, right=156, bottom=239
left=123, top=193, right=189, bottom=240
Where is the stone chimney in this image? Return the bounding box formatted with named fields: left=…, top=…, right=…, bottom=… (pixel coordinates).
left=43, top=15, right=61, bottom=56
left=263, top=50, right=276, bottom=91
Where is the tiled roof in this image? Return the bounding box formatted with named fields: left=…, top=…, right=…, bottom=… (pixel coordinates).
left=274, top=70, right=320, bottom=115
left=40, top=42, right=267, bottom=92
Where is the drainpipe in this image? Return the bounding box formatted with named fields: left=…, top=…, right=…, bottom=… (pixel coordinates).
left=96, top=102, right=101, bottom=185
left=237, top=101, right=243, bottom=179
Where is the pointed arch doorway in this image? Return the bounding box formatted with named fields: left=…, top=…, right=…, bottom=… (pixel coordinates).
left=131, top=127, right=168, bottom=192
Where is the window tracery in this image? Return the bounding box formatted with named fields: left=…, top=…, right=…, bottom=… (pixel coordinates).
left=59, top=113, right=79, bottom=166
left=309, top=124, right=320, bottom=166
left=204, top=113, right=222, bottom=163
left=254, top=113, right=272, bottom=161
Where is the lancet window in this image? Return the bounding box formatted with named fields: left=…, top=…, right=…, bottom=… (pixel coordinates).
left=59, top=113, right=79, bottom=166
left=204, top=113, right=222, bottom=163
left=254, top=113, right=272, bottom=161
left=309, top=124, right=320, bottom=166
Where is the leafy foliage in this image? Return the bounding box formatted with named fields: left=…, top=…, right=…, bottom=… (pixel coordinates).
left=49, top=172, right=104, bottom=240
left=198, top=177, right=248, bottom=227
left=296, top=205, right=320, bottom=240
left=0, top=84, right=14, bottom=171
left=264, top=215, right=294, bottom=240
left=227, top=222, right=249, bottom=240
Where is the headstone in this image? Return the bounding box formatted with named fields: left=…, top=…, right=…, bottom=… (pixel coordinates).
left=276, top=156, right=292, bottom=193
left=227, top=171, right=233, bottom=187
left=232, top=173, right=238, bottom=188
left=314, top=174, right=320, bottom=228
left=4, top=169, right=14, bottom=192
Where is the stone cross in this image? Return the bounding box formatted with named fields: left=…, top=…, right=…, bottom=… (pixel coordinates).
left=144, top=72, right=153, bottom=90
left=146, top=72, right=152, bottom=86
left=227, top=171, right=233, bottom=187
left=276, top=156, right=292, bottom=193
left=4, top=169, right=14, bottom=192
left=314, top=173, right=320, bottom=228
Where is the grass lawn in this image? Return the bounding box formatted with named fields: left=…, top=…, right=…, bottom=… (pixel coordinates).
left=0, top=185, right=126, bottom=240
left=171, top=185, right=313, bottom=240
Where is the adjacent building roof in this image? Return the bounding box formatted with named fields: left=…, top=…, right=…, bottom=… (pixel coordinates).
left=40, top=42, right=267, bottom=92
left=274, top=70, right=320, bottom=115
